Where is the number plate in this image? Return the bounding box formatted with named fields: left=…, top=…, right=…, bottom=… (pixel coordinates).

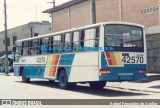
left=122, top=54, right=144, bottom=64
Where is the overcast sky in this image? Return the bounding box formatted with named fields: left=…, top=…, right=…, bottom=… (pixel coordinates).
left=0, top=0, right=70, bottom=31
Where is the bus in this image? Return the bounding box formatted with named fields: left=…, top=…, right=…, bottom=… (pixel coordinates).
left=13, top=22, right=147, bottom=89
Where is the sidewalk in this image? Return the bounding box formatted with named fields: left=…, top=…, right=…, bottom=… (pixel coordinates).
left=107, top=73, right=160, bottom=93
left=146, top=73, right=160, bottom=82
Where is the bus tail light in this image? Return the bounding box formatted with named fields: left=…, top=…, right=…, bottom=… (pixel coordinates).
left=100, top=69, right=110, bottom=74
left=139, top=68, right=146, bottom=73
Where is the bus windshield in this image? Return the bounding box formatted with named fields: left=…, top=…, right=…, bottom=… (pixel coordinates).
left=104, top=24, right=144, bottom=52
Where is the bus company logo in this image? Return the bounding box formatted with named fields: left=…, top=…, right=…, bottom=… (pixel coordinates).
left=2, top=100, right=12, bottom=105
left=40, top=45, right=114, bottom=51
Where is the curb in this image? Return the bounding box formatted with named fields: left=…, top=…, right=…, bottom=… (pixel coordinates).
left=147, top=75, right=160, bottom=82
left=132, top=74, right=160, bottom=83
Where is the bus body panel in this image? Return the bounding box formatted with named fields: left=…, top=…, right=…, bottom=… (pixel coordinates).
left=14, top=52, right=99, bottom=82
left=100, top=51, right=147, bottom=81
left=68, top=52, right=99, bottom=82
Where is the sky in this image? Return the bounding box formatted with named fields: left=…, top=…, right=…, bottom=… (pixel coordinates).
left=0, top=0, right=70, bottom=31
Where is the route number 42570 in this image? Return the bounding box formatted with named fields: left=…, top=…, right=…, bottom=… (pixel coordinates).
left=122, top=56, right=144, bottom=64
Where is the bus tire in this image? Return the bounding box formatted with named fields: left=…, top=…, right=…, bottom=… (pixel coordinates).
left=21, top=69, right=30, bottom=83
left=58, top=70, right=70, bottom=89
left=89, top=81, right=106, bottom=89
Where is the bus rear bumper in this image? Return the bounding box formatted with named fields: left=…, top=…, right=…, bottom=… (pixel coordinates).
left=99, top=74, right=147, bottom=81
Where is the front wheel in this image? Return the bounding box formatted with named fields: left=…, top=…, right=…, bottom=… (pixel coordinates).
left=89, top=81, right=106, bottom=89
left=21, top=69, right=30, bottom=83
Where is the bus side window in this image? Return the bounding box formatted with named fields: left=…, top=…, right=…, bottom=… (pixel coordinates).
left=41, top=37, right=49, bottom=54
left=31, top=40, right=35, bottom=55
left=22, top=41, right=30, bottom=56
left=27, top=41, right=30, bottom=55
left=84, top=28, right=96, bottom=51
left=29, top=41, right=32, bottom=55
left=31, top=39, right=39, bottom=55
left=65, top=33, right=71, bottom=52
left=95, top=27, right=100, bottom=48
left=73, top=31, right=80, bottom=51
left=47, top=37, right=51, bottom=54
left=15, top=42, right=22, bottom=57
left=53, top=35, right=61, bottom=52
left=37, top=39, right=39, bottom=54
left=49, top=36, right=53, bottom=53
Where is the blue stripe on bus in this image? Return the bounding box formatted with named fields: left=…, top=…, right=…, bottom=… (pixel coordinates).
left=100, top=51, right=147, bottom=81
left=101, top=52, right=108, bottom=68
left=14, top=64, right=46, bottom=78
left=101, top=51, right=147, bottom=69
left=14, top=53, right=75, bottom=79
left=124, top=64, right=147, bottom=68
left=59, top=54, right=75, bottom=78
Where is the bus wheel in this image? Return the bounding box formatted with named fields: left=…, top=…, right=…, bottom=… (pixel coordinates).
left=21, top=69, right=30, bottom=83
left=89, top=81, right=106, bottom=89
left=58, top=70, right=69, bottom=89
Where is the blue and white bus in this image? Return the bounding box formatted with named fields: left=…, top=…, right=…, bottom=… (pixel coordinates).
left=13, top=22, right=147, bottom=89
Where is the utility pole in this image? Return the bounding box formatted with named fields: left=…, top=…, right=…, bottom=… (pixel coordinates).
left=119, top=0, right=122, bottom=21
left=159, top=0, right=160, bottom=26
left=48, top=0, right=55, bottom=32
left=91, top=0, right=96, bottom=24
left=53, top=0, right=55, bottom=7
left=48, top=0, right=55, bottom=8
left=4, top=0, right=9, bottom=75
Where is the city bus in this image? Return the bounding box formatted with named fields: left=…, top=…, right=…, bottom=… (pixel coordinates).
left=13, top=22, right=147, bottom=89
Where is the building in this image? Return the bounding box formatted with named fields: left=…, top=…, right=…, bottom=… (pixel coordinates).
left=43, top=0, right=160, bottom=32
left=0, top=21, right=51, bottom=56
left=43, top=0, right=160, bottom=73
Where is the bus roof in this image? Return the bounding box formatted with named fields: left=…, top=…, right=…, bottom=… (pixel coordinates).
left=16, top=21, right=144, bottom=43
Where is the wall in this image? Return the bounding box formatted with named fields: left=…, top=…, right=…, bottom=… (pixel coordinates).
left=51, top=0, right=160, bottom=32
left=52, top=0, right=91, bottom=32
left=122, top=0, right=159, bottom=27
left=96, top=0, right=119, bottom=22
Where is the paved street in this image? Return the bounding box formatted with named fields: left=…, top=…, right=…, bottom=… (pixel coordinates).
left=0, top=73, right=160, bottom=99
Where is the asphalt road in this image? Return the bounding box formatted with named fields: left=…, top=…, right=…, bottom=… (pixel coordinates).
left=0, top=73, right=159, bottom=100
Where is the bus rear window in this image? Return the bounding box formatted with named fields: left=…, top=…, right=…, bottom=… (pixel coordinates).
left=104, top=24, right=144, bottom=52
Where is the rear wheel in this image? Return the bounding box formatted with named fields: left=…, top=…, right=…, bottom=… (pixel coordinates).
left=58, top=70, right=75, bottom=89
left=89, top=81, right=106, bottom=89
left=58, top=70, right=69, bottom=89
left=21, top=69, right=30, bottom=83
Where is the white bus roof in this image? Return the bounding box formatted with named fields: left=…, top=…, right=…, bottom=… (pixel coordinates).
left=16, top=21, right=144, bottom=43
